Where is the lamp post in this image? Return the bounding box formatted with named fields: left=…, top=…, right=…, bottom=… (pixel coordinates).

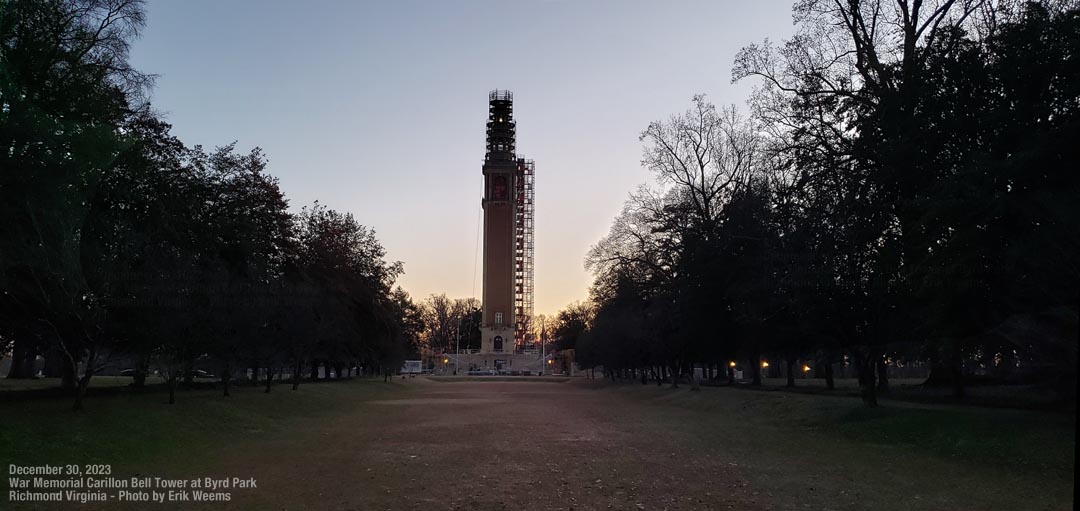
left=540, top=323, right=546, bottom=376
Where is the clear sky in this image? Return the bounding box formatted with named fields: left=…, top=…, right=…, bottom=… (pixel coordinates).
left=128, top=0, right=796, bottom=317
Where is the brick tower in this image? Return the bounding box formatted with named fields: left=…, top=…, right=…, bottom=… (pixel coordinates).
left=480, top=90, right=517, bottom=355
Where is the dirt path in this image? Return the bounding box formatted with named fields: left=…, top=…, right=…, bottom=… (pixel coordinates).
left=217, top=379, right=765, bottom=510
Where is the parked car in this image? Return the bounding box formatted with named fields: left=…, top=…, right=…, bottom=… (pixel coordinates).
left=193, top=369, right=215, bottom=379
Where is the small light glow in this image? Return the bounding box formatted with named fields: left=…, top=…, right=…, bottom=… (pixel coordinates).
left=729, top=361, right=736, bottom=367
left=442, top=358, right=449, bottom=364
left=803, top=365, right=812, bottom=373
left=547, top=359, right=553, bottom=365
left=761, top=361, right=769, bottom=368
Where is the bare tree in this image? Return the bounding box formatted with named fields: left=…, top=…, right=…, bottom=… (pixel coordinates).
left=639, top=96, right=761, bottom=237
left=420, top=295, right=479, bottom=352
left=734, top=0, right=997, bottom=105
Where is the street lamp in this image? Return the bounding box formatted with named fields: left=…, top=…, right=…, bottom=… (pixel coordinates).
left=540, top=323, right=547, bottom=376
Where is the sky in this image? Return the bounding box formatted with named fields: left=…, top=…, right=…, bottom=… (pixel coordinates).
left=127, top=0, right=796, bottom=317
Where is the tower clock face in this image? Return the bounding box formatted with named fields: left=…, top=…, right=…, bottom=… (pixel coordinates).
left=492, top=175, right=508, bottom=201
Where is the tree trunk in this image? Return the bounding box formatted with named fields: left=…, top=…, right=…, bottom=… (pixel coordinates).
left=876, top=357, right=890, bottom=393
left=856, top=353, right=878, bottom=407
left=132, top=353, right=148, bottom=388
left=749, top=355, right=762, bottom=386
left=292, top=360, right=302, bottom=391
left=72, top=367, right=93, bottom=408
left=824, top=361, right=835, bottom=390
left=60, top=352, right=78, bottom=390
left=168, top=375, right=177, bottom=405
left=786, top=357, right=797, bottom=388
left=71, top=344, right=96, bottom=412
left=995, top=349, right=1016, bottom=381
left=688, top=362, right=700, bottom=391
left=670, top=363, right=680, bottom=389
left=264, top=367, right=273, bottom=393
left=43, top=345, right=64, bottom=378
left=951, top=346, right=965, bottom=399
left=6, top=336, right=35, bottom=379
left=222, top=361, right=231, bottom=397
left=182, top=357, right=194, bottom=387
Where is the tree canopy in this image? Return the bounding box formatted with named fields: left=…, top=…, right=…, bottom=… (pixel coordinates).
left=1, top=0, right=419, bottom=409
left=575, top=0, right=1078, bottom=405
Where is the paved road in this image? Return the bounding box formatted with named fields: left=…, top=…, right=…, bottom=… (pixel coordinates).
left=226, top=379, right=763, bottom=510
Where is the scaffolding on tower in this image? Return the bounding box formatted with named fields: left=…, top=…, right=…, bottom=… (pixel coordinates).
left=514, top=158, right=535, bottom=348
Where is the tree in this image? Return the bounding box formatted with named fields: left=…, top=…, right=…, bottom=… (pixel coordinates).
left=389, top=287, right=425, bottom=360
left=0, top=0, right=150, bottom=410
left=421, top=294, right=456, bottom=352
left=908, top=3, right=1080, bottom=395
left=551, top=302, right=593, bottom=351
left=640, top=96, right=758, bottom=237
left=579, top=3, right=1078, bottom=405
left=419, top=295, right=478, bottom=353
left=731, top=0, right=1000, bottom=405
left=724, top=0, right=1078, bottom=403
left=1, top=0, right=424, bottom=411
left=295, top=202, right=403, bottom=380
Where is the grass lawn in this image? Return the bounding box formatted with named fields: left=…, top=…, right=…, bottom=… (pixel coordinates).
left=608, top=381, right=1075, bottom=510
left=0, top=376, right=134, bottom=392
left=745, top=376, right=1072, bottom=410
left=0, top=376, right=1074, bottom=510
left=0, top=378, right=403, bottom=504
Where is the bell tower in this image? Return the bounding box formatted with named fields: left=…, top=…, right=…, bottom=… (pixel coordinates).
left=480, top=90, right=517, bottom=354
